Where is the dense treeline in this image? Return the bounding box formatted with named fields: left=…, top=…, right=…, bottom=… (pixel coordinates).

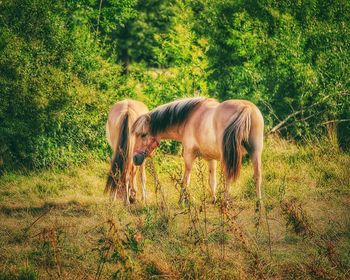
left=0, top=0, right=349, bottom=170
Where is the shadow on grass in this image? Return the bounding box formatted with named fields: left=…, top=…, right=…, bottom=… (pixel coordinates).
left=0, top=200, right=92, bottom=217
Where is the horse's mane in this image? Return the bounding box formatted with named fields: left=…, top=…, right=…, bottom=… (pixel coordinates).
left=149, top=97, right=206, bottom=135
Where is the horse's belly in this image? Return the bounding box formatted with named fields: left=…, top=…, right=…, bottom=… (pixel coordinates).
left=196, top=140, right=221, bottom=160
left=190, top=105, right=221, bottom=160
left=195, top=127, right=220, bottom=160
left=200, top=151, right=221, bottom=161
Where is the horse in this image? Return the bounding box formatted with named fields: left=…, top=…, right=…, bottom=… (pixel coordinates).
left=131, top=97, right=264, bottom=206
left=105, top=99, right=149, bottom=204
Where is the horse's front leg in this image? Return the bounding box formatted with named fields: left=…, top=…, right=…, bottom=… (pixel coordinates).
left=208, top=160, right=217, bottom=204
left=179, top=150, right=195, bottom=205
left=125, top=173, right=131, bottom=205
left=140, top=162, right=147, bottom=203
left=130, top=167, right=137, bottom=203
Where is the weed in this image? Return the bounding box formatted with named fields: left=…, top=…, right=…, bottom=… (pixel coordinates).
left=281, top=197, right=312, bottom=237
left=0, top=138, right=349, bottom=279
left=18, top=264, right=38, bottom=280
left=0, top=264, right=38, bottom=280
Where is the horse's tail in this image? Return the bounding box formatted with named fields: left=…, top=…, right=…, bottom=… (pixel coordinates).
left=222, top=107, right=251, bottom=181
left=105, top=112, right=131, bottom=197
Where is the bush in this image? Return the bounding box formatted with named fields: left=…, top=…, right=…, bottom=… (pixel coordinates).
left=0, top=0, right=121, bottom=170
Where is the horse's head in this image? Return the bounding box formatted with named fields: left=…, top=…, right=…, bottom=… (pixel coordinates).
left=131, top=114, right=160, bottom=165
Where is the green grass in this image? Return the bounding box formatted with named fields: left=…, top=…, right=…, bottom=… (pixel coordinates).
left=0, top=136, right=349, bottom=279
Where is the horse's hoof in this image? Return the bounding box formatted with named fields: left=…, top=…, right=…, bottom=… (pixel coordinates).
left=142, top=191, right=147, bottom=202
left=255, top=200, right=263, bottom=213
left=220, top=199, right=231, bottom=211
left=178, top=197, right=189, bottom=208
left=178, top=189, right=189, bottom=207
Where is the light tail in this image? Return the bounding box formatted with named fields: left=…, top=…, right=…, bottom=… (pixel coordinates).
left=105, top=113, right=130, bottom=197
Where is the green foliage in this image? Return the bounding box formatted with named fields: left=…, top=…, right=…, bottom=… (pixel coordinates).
left=125, top=225, right=144, bottom=253
left=0, top=0, right=122, bottom=170
left=141, top=206, right=170, bottom=238
left=0, top=0, right=349, bottom=170
left=196, top=0, right=349, bottom=141
left=116, top=0, right=174, bottom=67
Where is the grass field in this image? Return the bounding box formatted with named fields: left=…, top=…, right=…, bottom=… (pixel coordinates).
left=0, top=136, right=349, bottom=279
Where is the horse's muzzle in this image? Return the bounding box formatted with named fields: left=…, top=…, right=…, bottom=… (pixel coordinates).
left=133, top=153, right=145, bottom=166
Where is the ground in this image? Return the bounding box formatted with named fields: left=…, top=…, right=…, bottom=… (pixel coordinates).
left=0, top=136, right=349, bottom=279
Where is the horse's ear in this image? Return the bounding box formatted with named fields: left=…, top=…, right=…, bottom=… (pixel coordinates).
left=132, top=114, right=150, bottom=135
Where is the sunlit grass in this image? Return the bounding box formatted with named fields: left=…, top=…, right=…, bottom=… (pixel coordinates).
left=0, top=136, right=349, bottom=279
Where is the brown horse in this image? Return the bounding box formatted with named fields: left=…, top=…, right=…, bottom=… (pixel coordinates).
left=131, top=97, right=264, bottom=205
left=105, top=99, right=149, bottom=204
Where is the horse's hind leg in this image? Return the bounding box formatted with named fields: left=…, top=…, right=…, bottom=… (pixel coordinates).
left=248, top=108, right=264, bottom=209
left=251, top=149, right=262, bottom=200
left=208, top=160, right=217, bottom=203
left=248, top=140, right=263, bottom=209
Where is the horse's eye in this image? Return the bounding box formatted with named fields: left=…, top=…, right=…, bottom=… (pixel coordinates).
left=141, top=133, right=148, bottom=138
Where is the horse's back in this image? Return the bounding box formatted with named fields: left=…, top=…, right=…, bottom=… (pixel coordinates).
left=181, top=98, right=264, bottom=159
left=107, top=100, right=149, bottom=151
left=183, top=99, right=221, bottom=159
left=108, top=100, right=148, bottom=121
left=215, top=99, right=263, bottom=127
left=216, top=99, right=264, bottom=151
left=128, top=100, right=149, bottom=115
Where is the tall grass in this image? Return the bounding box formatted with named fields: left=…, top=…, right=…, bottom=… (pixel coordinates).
left=0, top=136, right=349, bottom=279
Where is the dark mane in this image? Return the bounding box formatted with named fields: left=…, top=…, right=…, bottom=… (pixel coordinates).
left=149, top=97, right=206, bottom=135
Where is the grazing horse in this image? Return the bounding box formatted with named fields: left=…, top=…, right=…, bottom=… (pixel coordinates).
left=131, top=97, right=264, bottom=205
left=105, top=100, right=149, bottom=204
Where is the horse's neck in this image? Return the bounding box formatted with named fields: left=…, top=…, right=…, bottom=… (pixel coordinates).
left=157, top=127, right=183, bottom=141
